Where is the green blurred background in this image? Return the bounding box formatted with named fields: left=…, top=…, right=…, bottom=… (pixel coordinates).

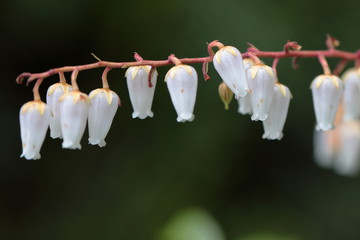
left=2, top=0, right=360, bottom=239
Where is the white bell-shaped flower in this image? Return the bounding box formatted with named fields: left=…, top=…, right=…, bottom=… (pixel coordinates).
left=59, top=91, right=90, bottom=149
left=46, top=82, right=72, bottom=139
left=333, top=120, right=360, bottom=176
left=248, top=64, right=275, bottom=121
left=19, top=101, right=50, bottom=160
left=126, top=66, right=157, bottom=119
left=313, top=127, right=338, bottom=169
left=88, top=88, right=119, bottom=147
left=311, top=74, right=344, bottom=131
left=213, top=46, right=249, bottom=99
left=237, top=59, right=255, bottom=115
left=341, top=68, right=360, bottom=121
left=165, top=64, right=198, bottom=122
left=262, top=83, right=291, bottom=140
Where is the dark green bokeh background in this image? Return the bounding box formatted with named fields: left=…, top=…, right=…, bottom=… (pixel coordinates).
left=2, top=0, right=360, bottom=239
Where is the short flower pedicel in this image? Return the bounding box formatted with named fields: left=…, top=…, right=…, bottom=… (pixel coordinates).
left=311, top=74, right=344, bottom=131
left=126, top=66, right=157, bottom=119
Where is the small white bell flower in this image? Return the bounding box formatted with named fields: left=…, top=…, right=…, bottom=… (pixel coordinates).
left=46, top=82, right=72, bottom=139
left=59, top=91, right=90, bottom=149
left=237, top=58, right=255, bottom=115
left=213, top=46, right=249, bottom=98
left=88, top=88, right=119, bottom=147
left=165, top=64, right=198, bottom=122
left=126, top=66, right=157, bottom=119
left=310, top=74, right=344, bottom=131
left=248, top=64, right=275, bottom=121
left=19, top=101, right=50, bottom=160
left=341, top=68, right=360, bottom=121
left=333, top=120, right=360, bottom=176
left=262, top=83, right=291, bottom=140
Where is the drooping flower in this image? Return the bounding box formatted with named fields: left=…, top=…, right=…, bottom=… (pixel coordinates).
left=59, top=91, right=90, bottom=149
left=46, top=82, right=72, bottom=139
left=88, top=88, right=119, bottom=147
left=19, top=100, right=50, bottom=160
left=165, top=64, right=198, bottom=122
left=248, top=64, right=275, bottom=121
left=126, top=66, right=157, bottom=119
left=333, top=120, right=360, bottom=176
left=237, top=58, right=255, bottom=115
left=341, top=68, right=360, bottom=121
left=262, top=83, right=291, bottom=140
left=311, top=74, right=344, bottom=131
left=213, top=46, right=249, bottom=98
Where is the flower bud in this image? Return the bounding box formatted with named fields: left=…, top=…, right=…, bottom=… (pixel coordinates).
left=213, top=46, right=249, bottom=98
left=59, top=91, right=90, bottom=149
left=248, top=64, right=275, bottom=121
left=88, top=88, right=119, bottom=147
left=218, top=82, right=233, bottom=110
left=165, top=64, right=198, bottom=122
left=126, top=66, right=157, bottom=119
left=341, top=68, right=360, bottom=121
left=19, top=100, right=50, bottom=160
left=46, top=82, right=72, bottom=139
left=311, top=74, right=344, bottom=131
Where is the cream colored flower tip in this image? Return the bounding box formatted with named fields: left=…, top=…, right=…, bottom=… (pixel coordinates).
left=311, top=74, right=344, bottom=131
left=248, top=64, right=275, bottom=121
left=59, top=91, right=90, bottom=149
left=262, top=83, right=291, bottom=140
left=333, top=121, right=360, bottom=176
left=165, top=64, right=198, bottom=122
left=20, top=100, right=50, bottom=160
left=213, top=46, right=249, bottom=99
left=125, top=66, right=157, bottom=119
left=341, top=68, right=360, bottom=121
left=88, top=88, right=119, bottom=147
left=46, top=82, right=72, bottom=139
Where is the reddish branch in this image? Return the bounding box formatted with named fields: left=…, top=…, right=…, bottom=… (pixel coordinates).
left=16, top=36, right=360, bottom=86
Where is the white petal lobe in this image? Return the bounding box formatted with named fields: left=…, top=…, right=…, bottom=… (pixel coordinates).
left=342, top=68, right=360, bottom=121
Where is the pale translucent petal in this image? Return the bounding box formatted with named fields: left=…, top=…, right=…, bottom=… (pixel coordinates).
left=311, top=75, right=344, bottom=131
left=126, top=66, right=157, bottom=119
left=237, top=95, right=252, bottom=115
left=313, top=128, right=338, bottom=168
left=262, top=84, right=291, bottom=140
left=166, top=65, right=198, bottom=122
left=88, top=89, right=119, bottom=147
left=46, top=83, right=72, bottom=139
left=249, top=65, right=275, bottom=121
left=333, top=121, right=360, bottom=176
left=60, top=91, right=89, bottom=149
left=342, top=68, right=360, bottom=121
left=19, top=101, right=50, bottom=160
left=213, top=46, right=249, bottom=98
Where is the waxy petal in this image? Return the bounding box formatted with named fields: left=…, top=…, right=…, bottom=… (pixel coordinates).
left=165, top=65, right=198, bottom=122
left=20, top=101, right=50, bottom=160
left=311, top=74, right=344, bottom=131
left=126, top=66, right=157, bottom=119
left=342, top=68, right=360, bottom=121
left=59, top=91, right=90, bottom=149
left=88, top=88, right=119, bottom=147
left=213, top=46, right=249, bottom=98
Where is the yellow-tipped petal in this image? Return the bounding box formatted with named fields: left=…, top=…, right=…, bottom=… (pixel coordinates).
left=21, top=101, right=46, bottom=115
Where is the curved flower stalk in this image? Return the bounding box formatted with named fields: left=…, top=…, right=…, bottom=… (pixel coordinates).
left=165, top=64, right=198, bottom=122
left=88, top=88, right=119, bottom=147
left=333, top=120, right=360, bottom=176
left=59, top=91, right=90, bottom=149
left=341, top=68, right=360, bottom=121
left=311, top=74, right=344, bottom=131
left=248, top=64, right=275, bottom=121
left=262, top=83, right=291, bottom=140
left=46, top=82, right=72, bottom=139
left=19, top=101, right=50, bottom=160
left=238, top=58, right=255, bottom=115
left=126, top=66, right=157, bottom=119
left=213, top=46, right=249, bottom=98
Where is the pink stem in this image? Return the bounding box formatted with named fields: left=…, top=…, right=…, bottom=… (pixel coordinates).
left=101, top=67, right=112, bottom=89
left=33, top=78, right=43, bottom=101
left=318, top=55, right=331, bottom=75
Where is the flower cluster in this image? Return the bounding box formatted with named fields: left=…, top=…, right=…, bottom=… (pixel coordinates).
left=17, top=37, right=360, bottom=176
